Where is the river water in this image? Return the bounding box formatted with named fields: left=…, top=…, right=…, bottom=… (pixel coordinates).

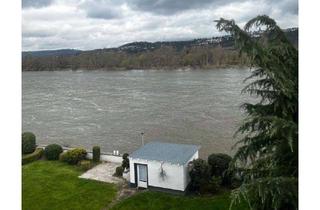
left=22, top=68, right=252, bottom=158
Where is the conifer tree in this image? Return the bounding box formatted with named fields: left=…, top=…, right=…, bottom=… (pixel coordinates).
left=215, top=15, right=298, bottom=210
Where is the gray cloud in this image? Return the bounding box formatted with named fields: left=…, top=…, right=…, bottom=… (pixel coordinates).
left=22, top=0, right=54, bottom=8
left=86, top=7, right=120, bottom=19
left=80, top=0, right=123, bottom=19
left=128, top=0, right=300, bottom=17
left=127, top=0, right=238, bottom=15
left=23, top=30, right=55, bottom=38
left=22, top=0, right=298, bottom=51
left=273, top=0, right=298, bottom=15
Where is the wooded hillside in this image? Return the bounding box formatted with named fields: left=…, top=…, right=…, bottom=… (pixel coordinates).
left=22, top=28, right=297, bottom=71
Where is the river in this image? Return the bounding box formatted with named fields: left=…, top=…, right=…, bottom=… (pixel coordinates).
left=22, top=68, right=252, bottom=158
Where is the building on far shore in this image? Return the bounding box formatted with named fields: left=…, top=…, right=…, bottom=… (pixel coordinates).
left=129, top=141, right=200, bottom=193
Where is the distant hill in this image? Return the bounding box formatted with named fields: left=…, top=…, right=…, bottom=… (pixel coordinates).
left=117, top=27, right=297, bottom=53
left=22, top=49, right=82, bottom=58
left=22, top=28, right=298, bottom=71
left=117, top=35, right=235, bottom=53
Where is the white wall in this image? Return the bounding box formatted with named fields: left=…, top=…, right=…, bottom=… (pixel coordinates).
left=182, top=150, right=199, bottom=188
left=86, top=152, right=123, bottom=163
left=129, top=157, right=194, bottom=191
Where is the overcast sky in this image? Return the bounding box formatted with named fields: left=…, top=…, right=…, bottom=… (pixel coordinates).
left=22, top=0, right=298, bottom=51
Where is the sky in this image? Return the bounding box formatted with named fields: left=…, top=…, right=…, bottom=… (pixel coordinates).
left=22, top=0, right=298, bottom=51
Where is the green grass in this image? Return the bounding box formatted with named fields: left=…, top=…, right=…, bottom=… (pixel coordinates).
left=111, top=191, right=249, bottom=210
left=22, top=160, right=117, bottom=210
left=23, top=160, right=249, bottom=210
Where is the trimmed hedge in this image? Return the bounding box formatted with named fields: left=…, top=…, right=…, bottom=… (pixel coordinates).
left=92, top=146, right=100, bottom=162
left=207, top=153, right=232, bottom=177
left=113, top=166, right=124, bottom=177
left=44, top=144, right=63, bottom=160
left=122, top=153, right=129, bottom=169
left=60, top=148, right=87, bottom=165
left=188, top=159, right=211, bottom=193
left=22, top=148, right=43, bottom=165
left=207, top=153, right=233, bottom=187
left=22, top=132, right=36, bottom=154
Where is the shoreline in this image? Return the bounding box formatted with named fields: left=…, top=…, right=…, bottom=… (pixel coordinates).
left=22, top=64, right=251, bottom=72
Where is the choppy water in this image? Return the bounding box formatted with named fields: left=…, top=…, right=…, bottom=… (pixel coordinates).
left=22, top=69, right=252, bottom=158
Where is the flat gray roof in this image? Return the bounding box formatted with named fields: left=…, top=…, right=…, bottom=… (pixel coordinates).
left=130, top=141, right=200, bottom=165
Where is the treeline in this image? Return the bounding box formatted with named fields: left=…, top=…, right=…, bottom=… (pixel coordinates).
left=22, top=28, right=297, bottom=71
left=22, top=46, right=249, bottom=71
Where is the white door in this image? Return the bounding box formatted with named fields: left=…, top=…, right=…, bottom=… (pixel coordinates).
left=137, top=164, right=148, bottom=188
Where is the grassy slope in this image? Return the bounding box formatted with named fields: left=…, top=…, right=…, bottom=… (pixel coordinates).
left=22, top=161, right=117, bottom=210
left=111, top=191, right=249, bottom=210
left=23, top=161, right=249, bottom=210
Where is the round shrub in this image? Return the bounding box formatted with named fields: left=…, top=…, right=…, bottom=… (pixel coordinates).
left=122, top=153, right=129, bottom=169
left=22, top=148, right=44, bottom=165
left=207, top=153, right=232, bottom=177
left=92, top=146, right=100, bottom=162
left=22, top=132, right=36, bottom=154
left=114, top=166, right=124, bottom=177
left=60, top=148, right=87, bottom=165
left=188, top=159, right=211, bottom=193
left=44, top=144, right=63, bottom=160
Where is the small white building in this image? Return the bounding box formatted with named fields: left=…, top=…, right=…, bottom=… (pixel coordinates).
left=129, top=141, right=199, bottom=193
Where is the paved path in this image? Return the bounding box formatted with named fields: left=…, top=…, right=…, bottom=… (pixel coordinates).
left=79, top=162, right=139, bottom=209
left=79, top=162, right=124, bottom=184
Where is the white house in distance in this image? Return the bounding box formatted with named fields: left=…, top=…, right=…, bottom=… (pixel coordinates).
left=129, top=141, right=200, bottom=193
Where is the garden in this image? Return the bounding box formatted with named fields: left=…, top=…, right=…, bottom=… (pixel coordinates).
left=22, top=132, right=118, bottom=210
left=22, top=132, right=249, bottom=210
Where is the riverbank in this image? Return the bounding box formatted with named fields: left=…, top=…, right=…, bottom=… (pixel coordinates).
left=22, top=64, right=250, bottom=72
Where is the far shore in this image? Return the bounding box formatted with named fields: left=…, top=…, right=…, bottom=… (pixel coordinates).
left=22, top=64, right=251, bottom=72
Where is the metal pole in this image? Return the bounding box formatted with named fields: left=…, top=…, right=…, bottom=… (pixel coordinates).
left=141, top=132, right=144, bottom=146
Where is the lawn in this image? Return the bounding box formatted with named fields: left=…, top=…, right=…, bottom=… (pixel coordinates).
left=23, top=160, right=249, bottom=210
left=22, top=160, right=117, bottom=210
left=111, top=191, right=249, bottom=210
